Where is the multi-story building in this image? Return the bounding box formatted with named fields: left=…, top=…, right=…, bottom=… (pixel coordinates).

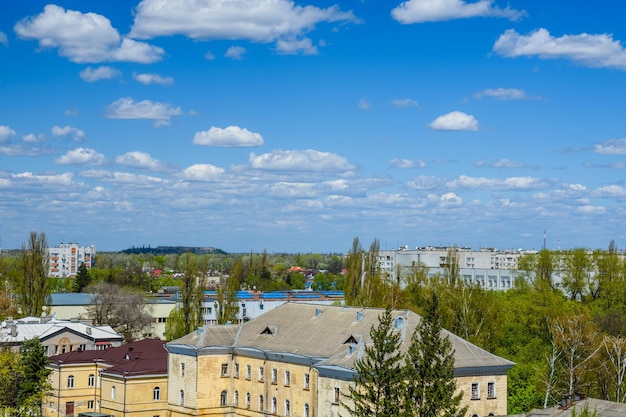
left=44, top=338, right=168, bottom=417
left=165, top=303, right=514, bottom=417
left=378, top=246, right=533, bottom=290
left=48, top=243, right=96, bottom=278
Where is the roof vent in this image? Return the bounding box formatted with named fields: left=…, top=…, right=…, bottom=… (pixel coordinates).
left=344, top=335, right=358, bottom=345
left=86, top=327, right=92, bottom=335
left=356, top=312, right=364, bottom=322
left=315, top=308, right=323, bottom=317
left=393, top=316, right=404, bottom=329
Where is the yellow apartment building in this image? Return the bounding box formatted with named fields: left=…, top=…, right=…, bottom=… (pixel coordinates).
left=165, top=303, right=514, bottom=417
left=44, top=339, right=168, bottom=417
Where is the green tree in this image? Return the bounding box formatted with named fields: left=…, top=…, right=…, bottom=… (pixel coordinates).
left=345, top=237, right=364, bottom=305
left=216, top=275, right=239, bottom=324
left=17, top=232, right=50, bottom=318
left=344, top=308, right=405, bottom=417
left=0, top=348, right=21, bottom=410
left=562, top=248, right=592, bottom=301
left=18, top=337, right=51, bottom=414
left=72, top=262, right=91, bottom=293
left=405, top=293, right=467, bottom=417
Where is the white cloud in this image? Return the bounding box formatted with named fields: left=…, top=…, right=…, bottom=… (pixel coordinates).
left=22, top=133, right=44, bottom=143
left=391, top=98, right=419, bottom=108
left=474, top=88, right=526, bottom=100
left=576, top=205, right=606, bottom=215
left=225, top=46, right=246, bottom=60
left=51, top=125, right=86, bottom=141
left=79, top=66, right=120, bottom=82
left=594, top=138, right=626, bottom=155
left=389, top=158, right=426, bottom=168
left=133, top=72, right=174, bottom=85
left=447, top=175, right=548, bottom=190
left=13, top=171, right=73, bottom=186
left=439, top=192, right=463, bottom=206
left=130, top=0, right=357, bottom=55
left=391, top=0, right=525, bottom=24
left=429, top=111, right=478, bottom=131
left=593, top=185, right=626, bottom=198
left=204, top=51, right=215, bottom=60
left=406, top=175, right=446, bottom=190
left=276, top=37, right=318, bottom=55
left=14, top=4, right=164, bottom=63
left=115, top=151, right=166, bottom=170
left=0, top=31, right=8, bottom=46
left=0, top=125, right=16, bottom=141
left=182, top=164, right=225, bottom=181
left=493, top=28, right=626, bottom=70
left=64, top=108, right=79, bottom=117
left=193, top=126, right=264, bottom=147
left=105, top=97, right=183, bottom=126
left=358, top=98, right=370, bottom=110
left=249, top=149, right=355, bottom=171
left=55, top=148, right=106, bottom=165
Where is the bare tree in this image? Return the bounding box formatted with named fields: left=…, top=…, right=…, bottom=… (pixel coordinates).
left=603, top=335, right=626, bottom=402
left=86, top=282, right=153, bottom=342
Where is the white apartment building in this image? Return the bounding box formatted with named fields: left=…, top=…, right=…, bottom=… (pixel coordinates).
left=48, top=243, right=96, bottom=278
left=379, top=246, right=534, bottom=290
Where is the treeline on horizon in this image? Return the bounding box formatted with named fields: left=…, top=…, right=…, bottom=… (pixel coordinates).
left=119, top=245, right=227, bottom=256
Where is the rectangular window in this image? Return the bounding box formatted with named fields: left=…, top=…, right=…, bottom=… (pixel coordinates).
left=221, top=363, right=229, bottom=377
left=304, top=373, right=310, bottom=390
left=487, top=382, right=496, bottom=398
left=272, top=368, right=277, bottom=384
left=234, top=363, right=240, bottom=378
left=334, top=387, right=340, bottom=404
left=180, top=363, right=185, bottom=377
left=471, top=382, right=480, bottom=400
left=88, top=400, right=94, bottom=409
left=284, top=370, right=290, bottom=386
left=246, top=364, right=251, bottom=379
left=259, top=366, right=264, bottom=381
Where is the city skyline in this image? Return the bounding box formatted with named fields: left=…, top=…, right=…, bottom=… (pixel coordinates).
left=1, top=1, right=626, bottom=253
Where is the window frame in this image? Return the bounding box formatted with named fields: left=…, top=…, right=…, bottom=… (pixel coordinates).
left=471, top=382, right=480, bottom=400
left=153, top=386, right=161, bottom=401
left=487, top=381, right=496, bottom=399
left=221, top=363, right=229, bottom=377
left=67, top=375, right=74, bottom=388
left=88, top=373, right=95, bottom=387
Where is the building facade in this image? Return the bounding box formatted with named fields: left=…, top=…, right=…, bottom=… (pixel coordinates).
left=44, top=339, right=168, bottom=417
left=48, top=243, right=96, bottom=278
left=165, top=303, right=514, bottom=417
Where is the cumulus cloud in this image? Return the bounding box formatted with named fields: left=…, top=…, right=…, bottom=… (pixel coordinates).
left=225, top=46, right=246, bottom=60
left=0, top=31, right=7, bottom=46
left=133, top=72, right=174, bottom=85
left=13, top=171, right=73, bottom=186
left=474, top=88, right=527, bottom=100
left=391, top=0, right=525, bottom=24
left=79, top=66, right=121, bottom=82
left=429, top=111, right=478, bottom=131
left=493, top=28, right=626, bottom=70
left=55, top=147, right=106, bottom=165
left=14, top=4, right=164, bottom=63
left=0, top=125, right=16, bottom=141
left=447, top=174, right=548, bottom=190
left=130, top=0, right=357, bottom=55
left=594, top=138, right=626, bottom=155
left=51, top=125, right=86, bottom=141
left=389, top=158, right=426, bottom=169
left=193, top=126, right=264, bottom=147
left=391, top=98, right=419, bottom=108
left=105, top=97, right=183, bottom=126
left=249, top=149, right=355, bottom=171
left=115, top=151, right=166, bottom=170
left=276, top=37, right=318, bottom=55
left=182, top=164, right=226, bottom=181
left=23, top=133, right=44, bottom=143
left=593, top=185, right=626, bottom=198
left=576, top=205, right=606, bottom=215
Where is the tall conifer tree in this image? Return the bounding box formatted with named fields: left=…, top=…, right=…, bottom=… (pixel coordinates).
left=405, top=294, right=467, bottom=417
left=345, top=308, right=405, bottom=417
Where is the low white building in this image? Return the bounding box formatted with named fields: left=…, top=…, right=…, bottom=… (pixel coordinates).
left=48, top=242, right=96, bottom=278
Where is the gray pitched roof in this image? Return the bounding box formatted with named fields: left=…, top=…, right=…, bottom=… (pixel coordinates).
left=167, top=303, right=514, bottom=377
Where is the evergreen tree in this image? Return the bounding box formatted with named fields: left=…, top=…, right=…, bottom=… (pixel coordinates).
left=405, top=294, right=467, bottom=417
left=344, top=308, right=405, bottom=417
left=18, top=337, right=51, bottom=414
left=72, top=262, right=91, bottom=293
left=17, top=231, right=50, bottom=317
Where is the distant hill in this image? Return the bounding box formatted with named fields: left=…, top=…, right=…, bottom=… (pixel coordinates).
left=120, top=245, right=227, bottom=255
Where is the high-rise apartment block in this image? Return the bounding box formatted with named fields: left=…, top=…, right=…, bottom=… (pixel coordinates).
left=48, top=243, right=96, bottom=278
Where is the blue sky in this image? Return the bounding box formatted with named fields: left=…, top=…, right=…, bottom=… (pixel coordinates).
left=1, top=0, right=626, bottom=253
